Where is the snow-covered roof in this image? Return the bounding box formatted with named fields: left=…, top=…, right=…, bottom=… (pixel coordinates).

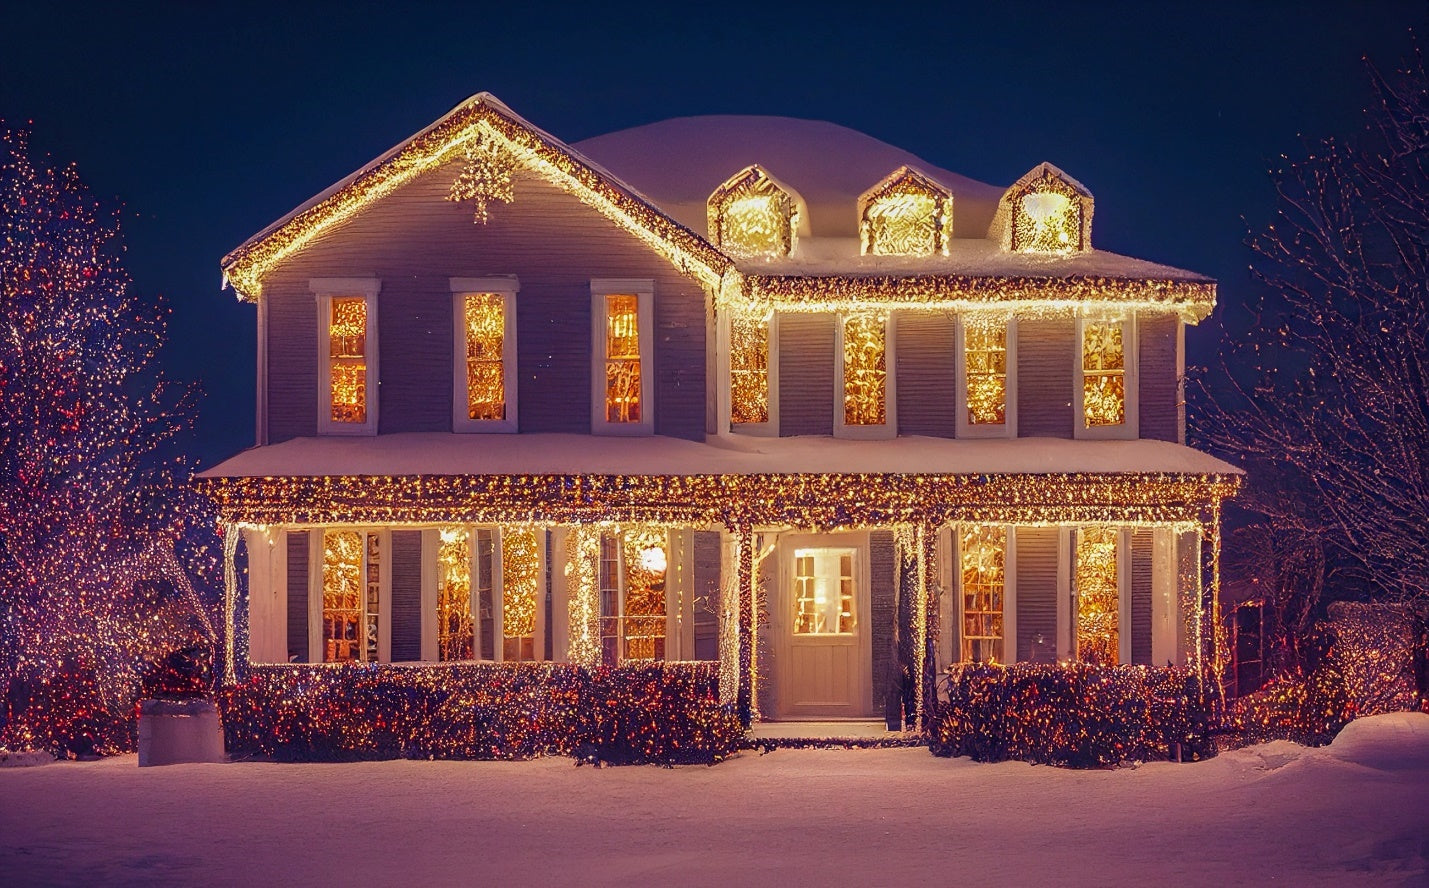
left=198, top=433, right=1241, bottom=479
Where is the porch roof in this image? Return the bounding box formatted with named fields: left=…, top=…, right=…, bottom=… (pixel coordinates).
left=198, top=433, right=1241, bottom=479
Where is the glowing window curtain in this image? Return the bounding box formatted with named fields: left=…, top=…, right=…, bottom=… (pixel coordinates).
left=965, top=320, right=1007, bottom=425
left=865, top=191, right=938, bottom=256
left=500, top=528, right=540, bottom=661
left=1076, top=527, right=1121, bottom=665
left=463, top=293, right=506, bottom=421
left=1011, top=173, right=1083, bottom=253
left=842, top=315, right=887, bottom=426
left=604, top=294, right=642, bottom=423
left=730, top=313, right=770, bottom=425
left=436, top=528, right=474, bottom=661
left=960, top=526, right=1006, bottom=662
left=1082, top=322, right=1126, bottom=426
left=620, top=528, right=668, bottom=660
left=792, top=548, right=856, bottom=635
left=321, top=529, right=364, bottom=662
left=328, top=297, right=368, bottom=423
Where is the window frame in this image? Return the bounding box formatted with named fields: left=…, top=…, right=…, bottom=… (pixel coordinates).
left=419, top=525, right=547, bottom=664
left=308, top=526, right=390, bottom=664
left=953, top=524, right=1018, bottom=664
left=833, top=312, right=897, bottom=440
left=598, top=527, right=674, bottom=664
left=313, top=278, right=380, bottom=436
left=1073, top=315, right=1139, bottom=440
left=590, top=279, right=655, bottom=435
left=955, top=315, right=1018, bottom=438
left=1067, top=526, right=1132, bottom=665
left=723, top=309, right=779, bottom=435
left=450, top=276, right=519, bottom=433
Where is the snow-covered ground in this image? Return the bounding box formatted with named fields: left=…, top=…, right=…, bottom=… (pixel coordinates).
left=3, top=713, right=1426, bottom=887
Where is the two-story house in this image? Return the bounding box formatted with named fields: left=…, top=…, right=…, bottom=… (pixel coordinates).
left=199, top=94, right=1239, bottom=733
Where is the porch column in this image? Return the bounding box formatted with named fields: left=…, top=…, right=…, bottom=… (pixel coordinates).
left=916, top=523, right=938, bottom=733
left=735, top=524, right=757, bottom=723
left=221, top=521, right=239, bottom=685
left=1208, top=495, right=1227, bottom=692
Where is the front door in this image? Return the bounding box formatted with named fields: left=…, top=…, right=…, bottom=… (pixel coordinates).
left=772, top=533, right=873, bottom=718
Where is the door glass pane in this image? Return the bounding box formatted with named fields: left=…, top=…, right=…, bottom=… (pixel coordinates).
left=793, top=547, right=857, bottom=635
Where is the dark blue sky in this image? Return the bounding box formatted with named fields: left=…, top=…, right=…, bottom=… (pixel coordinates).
left=2, top=1, right=1423, bottom=466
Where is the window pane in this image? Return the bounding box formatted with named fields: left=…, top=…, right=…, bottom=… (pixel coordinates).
left=793, top=547, right=857, bottom=635
left=842, top=315, right=887, bottom=426
left=322, top=529, right=363, bottom=662
left=437, top=528, right=474, bottom=661
left=1076, top=527, right=1121, bottom=665
left=463, top=293, right=506, bottom=421
left=866, top=190, right=938, bottom=256
left=329, top=297, right=368, bottom=424
left=965, top=321, right=1008, bottom=425
left=501, top=527, right=540, bottom=660
left=605, top=294, right=642, bottom=423
left=730, top=313, right=770, bottom=425
left=1082, top=322, right=1126, bottom=427
left=960, top=525, right=1006, bottom=662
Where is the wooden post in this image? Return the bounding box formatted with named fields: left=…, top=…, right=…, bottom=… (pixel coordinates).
left=221, top=522, right=238, bottom=685
left=917, top=523, right=938, bottom=734
left=736, top=524, right=757, bottom=724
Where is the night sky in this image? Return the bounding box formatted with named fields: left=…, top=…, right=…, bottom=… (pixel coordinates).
left=2, top=1, right=1423, bottom=466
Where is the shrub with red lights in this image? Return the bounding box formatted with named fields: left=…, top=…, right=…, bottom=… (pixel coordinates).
left=929, top=663, right=1214, bottom=768
left=218, top=661, right=741, bottom=765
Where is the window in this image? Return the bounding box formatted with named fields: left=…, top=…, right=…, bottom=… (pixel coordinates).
left=1075, top=526, right=1123, bottom=665
left=590, top=280, right=654, bottom=434
left=858, top=166, right=953, bottom=257
left=451, top=277, right=518, bottom=433
left=599, top=528, right=669, bottom=663
left=959, top=526, right=1007, bottom=662
left=957, top=317, right=1017, bottom=437
left=792, top=547, right=856, bottom=635
left=313, top=279, right=379, bottom=435
left=999, top=163, right=1093, bottom=254
left=729, top=310, right=774, bottom=428
left=320, top=528, right=383, bottom=663
left=836, top=314, right=895, bottom=437
left=707, top=165, right=800, bottom=258
left=1076, top=317, right=1138, bottom=437
left=432, top=526, right=544, bottom=662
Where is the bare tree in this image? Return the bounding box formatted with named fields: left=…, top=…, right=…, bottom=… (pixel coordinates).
left=1197, top=45, right=1429, bottom=618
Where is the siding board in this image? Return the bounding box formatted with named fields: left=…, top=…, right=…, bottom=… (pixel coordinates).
left=1017, top=318, right=1074, bottom=438
left=1016, top=527, right=1059, bottom=662
left=286, top=531, right=309, bottom=663
left=778, top=313, right=836, bottom=436
left=895, top=312, right=957, bottom=438
left=390, top=531, right=423, bottom=662
left=1138, top=313, right=1180, bottom=443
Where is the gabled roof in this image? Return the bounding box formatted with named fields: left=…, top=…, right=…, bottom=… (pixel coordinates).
left=220, top=92, right=734, bottom=301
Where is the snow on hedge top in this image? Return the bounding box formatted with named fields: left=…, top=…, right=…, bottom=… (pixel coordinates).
left=198, top=433, right=1242, bottom=479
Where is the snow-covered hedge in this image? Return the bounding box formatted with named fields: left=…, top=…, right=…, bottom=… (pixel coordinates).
left=929, top=663, right=1214, bottom=767
left=219, top=662, right=741, bottom=765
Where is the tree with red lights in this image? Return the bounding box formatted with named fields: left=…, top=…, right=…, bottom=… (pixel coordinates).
left=0, top=124, right=214, bottom=755
left=1199, top=48, right=1429, bottom=671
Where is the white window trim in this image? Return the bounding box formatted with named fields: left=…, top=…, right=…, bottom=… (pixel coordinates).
left=952, top=524, right=1018, bottom=664
left=590, top=279, right=655, bottom=436
left=722, top=309, right=780, bottom=436
left=450, top=276, right=519, bottom=433
left=312, top=278, right=380, bottom=436
left=308, top=526, right=390, bottom=664
left=833, top=313, right=897, bottom=440
left=1073, top=314, right=1139, bottom=440
left=955, top=315, right=1018, bottom=439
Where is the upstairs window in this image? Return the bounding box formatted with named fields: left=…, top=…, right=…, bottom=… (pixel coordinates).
left=707, top=165, right=801, bottom=259
left=858, top=166, right=953, bottom=256
left=729, top=311, right=772, bottom=427
left=837, top=313, right=894, bottom=436
left=451, top=277, right=518, bottom=433
left=591, top=280, right=654, bottom=435
left=1000, top=163, right=1093, bottom=254
left=1076, top=317, right=1136, bottom=437
left=313, top=279, right=380, bottom=435
left=958, top=317, right=1017, bottom=436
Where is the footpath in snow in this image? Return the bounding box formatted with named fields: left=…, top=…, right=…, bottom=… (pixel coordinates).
left=2, top=712, right=1426, bottom=887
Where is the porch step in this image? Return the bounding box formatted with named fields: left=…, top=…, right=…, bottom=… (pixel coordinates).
left=746, top=720, right=924, bottom=749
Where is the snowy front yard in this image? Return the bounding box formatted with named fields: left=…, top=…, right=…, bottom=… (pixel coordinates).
left=3, top=713, right=1427, bottom=887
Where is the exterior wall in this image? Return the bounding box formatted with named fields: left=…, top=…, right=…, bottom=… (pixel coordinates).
left=1015, top=527, right=1060, bottom=662
left=260, top=165, right=707, bottom=444
left=1138, top=312, right=1181, bottom=443
left=894, top=312, right=958, bottom=438
left=869, top=530, right=896, bottom=720
left=777, top=313, right=836, bottom=436
left=1016, top=318, right=1075, bottom=438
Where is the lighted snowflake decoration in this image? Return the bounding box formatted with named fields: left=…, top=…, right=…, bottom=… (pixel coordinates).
left=448, top=133, right=517, bottom=223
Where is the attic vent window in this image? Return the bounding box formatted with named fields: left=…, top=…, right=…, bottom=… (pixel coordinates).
left=858, top=167, right=952, bottom=256
left=708, top=166, right=798, bottom=258
left=1008, top=169, right=1087, bottom=254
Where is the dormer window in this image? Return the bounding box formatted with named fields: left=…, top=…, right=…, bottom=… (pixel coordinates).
left=708, top=165, right=800, bottom=258
left=1000, top=163, right=1094, bottom=254
left=858, top=166, right=952, bottom=256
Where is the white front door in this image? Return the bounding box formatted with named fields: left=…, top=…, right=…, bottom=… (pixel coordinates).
left=772, top=533, right=873, bottom=718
